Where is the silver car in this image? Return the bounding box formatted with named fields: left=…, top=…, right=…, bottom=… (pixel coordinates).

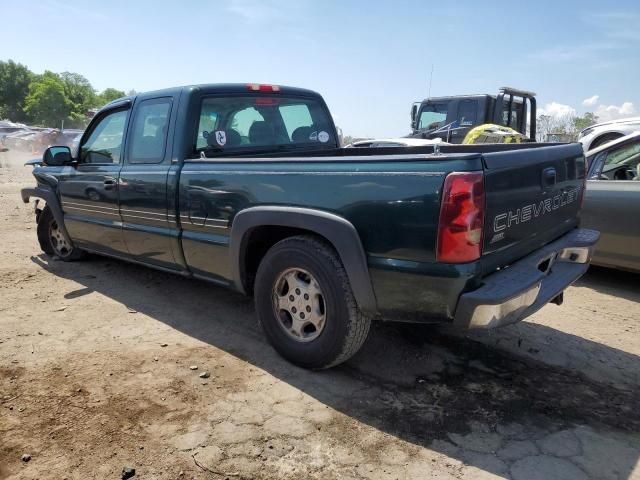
left=582, top=131, right=640, bottom=272
left=579, top=117, right=640, bottom=151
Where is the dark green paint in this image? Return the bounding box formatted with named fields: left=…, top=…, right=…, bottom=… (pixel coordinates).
left=28, top=84, right=586, bottom=323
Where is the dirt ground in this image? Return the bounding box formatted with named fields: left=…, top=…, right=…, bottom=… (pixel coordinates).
left=1, top=150, right=639, bottom=480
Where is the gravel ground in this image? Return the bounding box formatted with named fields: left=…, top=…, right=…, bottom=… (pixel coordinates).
left=1, top=150, right=639, bottom=480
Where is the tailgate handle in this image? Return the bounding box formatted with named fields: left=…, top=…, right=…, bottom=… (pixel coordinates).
left=541, top=167, right=557, bottom=189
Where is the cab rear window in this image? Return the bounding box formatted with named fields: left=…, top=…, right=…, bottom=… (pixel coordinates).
left=194, top=96, right=336, bottom=155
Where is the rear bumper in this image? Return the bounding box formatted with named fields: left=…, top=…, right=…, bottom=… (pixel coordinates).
left=453, top=228, right=600, bottom=329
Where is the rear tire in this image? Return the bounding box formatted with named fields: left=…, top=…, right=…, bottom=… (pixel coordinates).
left=254, top=235, right=371, bottom=369
left=37, top=206, right=85, bottom=261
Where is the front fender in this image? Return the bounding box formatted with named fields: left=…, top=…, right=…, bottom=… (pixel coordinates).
left=230, top=206, right=378, bottom=315
left=21, top=185, right=73, bottom=246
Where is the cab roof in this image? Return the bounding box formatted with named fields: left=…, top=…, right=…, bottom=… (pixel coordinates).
left=102, top=83, right=323, bottom=111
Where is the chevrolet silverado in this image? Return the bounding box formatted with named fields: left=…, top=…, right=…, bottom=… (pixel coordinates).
left=22, top=83, right=599, bottom=369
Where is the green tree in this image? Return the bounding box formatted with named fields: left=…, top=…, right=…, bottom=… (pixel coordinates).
left=0, top=60, right=33, bottom=122
left=573, top=112, right=599, bottom=132
left=97, top=88, right=126, bottom=106
left=23, top=71, right=71, bottom=127
left=60, top=72, right=96, bottom=127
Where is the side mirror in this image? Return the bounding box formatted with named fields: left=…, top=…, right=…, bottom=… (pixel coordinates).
left=43, top=146, right=72, bottom=166
left=410, top=104, right=418, bottom=130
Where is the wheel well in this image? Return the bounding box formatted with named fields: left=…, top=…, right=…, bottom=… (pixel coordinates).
left=241, top=225, right=331, bottom=295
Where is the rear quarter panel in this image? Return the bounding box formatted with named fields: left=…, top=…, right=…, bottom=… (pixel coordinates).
left=178, top=155, right=483, bottom=319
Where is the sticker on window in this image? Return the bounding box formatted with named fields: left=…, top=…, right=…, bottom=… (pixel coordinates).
left=318, top=131, right=330, bottom=143
left=308, top=131, right=318, bottom=141
left=214, top=130, right=227, bottom=146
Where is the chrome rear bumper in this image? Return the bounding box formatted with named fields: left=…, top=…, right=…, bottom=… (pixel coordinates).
left=454, top=228, right=600, bottom=329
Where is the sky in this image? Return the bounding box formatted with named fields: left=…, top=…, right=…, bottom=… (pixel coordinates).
left=2, top=0, right=639, bottom=137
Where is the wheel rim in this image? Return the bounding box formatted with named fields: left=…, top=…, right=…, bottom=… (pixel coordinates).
left=49, top=220, right=72, bottom=257
left=272, top=268, right=326, bottom=343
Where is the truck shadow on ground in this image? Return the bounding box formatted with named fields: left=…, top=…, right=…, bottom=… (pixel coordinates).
left=574, top=265, right=640, bottom=303
left=32, top=255, right=640, bottom=479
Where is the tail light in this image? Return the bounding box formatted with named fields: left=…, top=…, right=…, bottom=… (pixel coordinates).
left=437, top=171, right=485, bottom=263
left=248, top=84, right=280, bottom=92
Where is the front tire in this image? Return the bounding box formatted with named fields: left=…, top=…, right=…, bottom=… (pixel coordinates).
left=254, top=235, right=371, bottom=369
left=37, top=206, right=84, bottom=261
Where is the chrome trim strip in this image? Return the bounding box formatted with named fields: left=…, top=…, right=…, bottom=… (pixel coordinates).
left=180, top=171, right=445, bottom=177
left=63, top=200, right=118, bottom=211
left=120, top=208, right=167, bottom=217
left=120, top=213, right=167, bottom=222
left=182, top=223, right=228, bottom=230
left=63, top=205, right=119, bottom=216
left=179, top=215, right=227, bottom=224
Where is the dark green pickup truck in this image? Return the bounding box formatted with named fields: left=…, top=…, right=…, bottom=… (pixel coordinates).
left=22, top=84, right=599, bottom=369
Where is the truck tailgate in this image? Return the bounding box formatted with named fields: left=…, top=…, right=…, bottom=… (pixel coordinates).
left=482, top=143, right=586, bottom=261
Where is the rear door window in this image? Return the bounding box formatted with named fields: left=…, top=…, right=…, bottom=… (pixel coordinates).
left=128, top=98, right=172, bottom=164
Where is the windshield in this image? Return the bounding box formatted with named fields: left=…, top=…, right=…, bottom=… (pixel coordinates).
left=194, top=95, right=336, bottom=155
left=418, top=103, right=448, bottom=130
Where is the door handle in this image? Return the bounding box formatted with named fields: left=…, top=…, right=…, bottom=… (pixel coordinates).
left=103, top=178, right=117, bottom=190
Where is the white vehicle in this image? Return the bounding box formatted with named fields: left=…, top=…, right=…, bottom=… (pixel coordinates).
left=346, top=137, right=444, bottom=148
left=578, top=117, right=640, bottom=152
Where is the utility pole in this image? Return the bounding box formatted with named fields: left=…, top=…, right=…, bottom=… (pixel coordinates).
left=428, top=64, right=434, bottom=98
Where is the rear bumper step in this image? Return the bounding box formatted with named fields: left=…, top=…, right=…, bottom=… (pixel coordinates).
left=454, top=228, right=600, bottom=329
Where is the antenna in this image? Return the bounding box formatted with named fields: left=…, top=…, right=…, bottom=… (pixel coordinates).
left=428, top=64, right=434, bottom=98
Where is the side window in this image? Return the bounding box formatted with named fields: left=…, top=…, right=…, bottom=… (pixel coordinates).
left=81, top=109, right=128, bottom=164
left=128, top=98, right=172, bottom=164
left=279, top=104, right=313, bottom=141
left=597, top=141, right=640, bottom=181
left=457, top=100, right=477, bottom=126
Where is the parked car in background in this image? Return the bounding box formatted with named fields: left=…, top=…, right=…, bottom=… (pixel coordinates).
left=582, top=131, right=640, bottom=272
left=0, top=121, right=29, bottom=142
left=578, top=117, right=640, bottom=152
left=345, top=137, right=443, bottom=148
left=1, top=129, right=39, bottom=151
left=1, top=128, right=83, bottom=154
